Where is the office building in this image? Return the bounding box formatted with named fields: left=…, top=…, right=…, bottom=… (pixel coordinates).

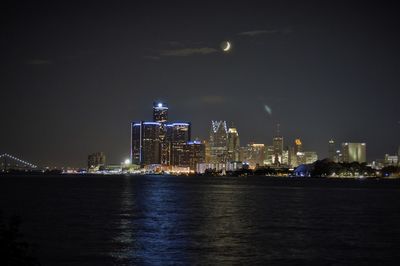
left=294, top=138, right=305, bottom=165
left=241, top=143, right=265, bottom=169
left=341, top=143, right=366, bottom=163
left=165, top=122, right=191, bottom=166
left=282, top=149, right=289, bottom=165
left=131, top=102, right=191, bottom=166
left=288, top=146, right=297, bottom=167
left=272, top=124, right=283, bottom=165
left=181, top=140, right=206, bottom=170
left=209, top=120, right=228, bottom=163
left=305, top=151, right=318, bottom=164
left=328, top=139, right=336, bottom=161
left=153, top=102, right=168, bottom=122
left=227, top=127, right=240, bottom=161
left=131, top=121, right=162, bottom=165
left=88, top=152, right=106, bottom=170
left=264, top=145, right=274, bottom=165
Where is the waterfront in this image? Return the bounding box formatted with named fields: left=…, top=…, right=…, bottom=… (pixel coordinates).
left=1, top=175, right=400, bottom=265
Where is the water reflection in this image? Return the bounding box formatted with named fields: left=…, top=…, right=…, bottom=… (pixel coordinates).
left=111, top=176, right=189, bottom=264
left=107, top=176, right=400, bottom=265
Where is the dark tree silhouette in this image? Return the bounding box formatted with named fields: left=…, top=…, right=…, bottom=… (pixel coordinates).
left=0, top=213, right=40, bottom=266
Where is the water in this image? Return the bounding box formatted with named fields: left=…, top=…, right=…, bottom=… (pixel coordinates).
left=1, top=175, right=400, bottom=265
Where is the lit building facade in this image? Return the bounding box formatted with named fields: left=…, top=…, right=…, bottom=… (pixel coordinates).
left=131, top=102, right=192, bottom=166
left=131, top=121, right=162, bottom=165
left=294, top=138, right=305, bottom=166
left=305, top=151, right=318, bottom=164
left=87, top=152, right=106, bottom=170
left=384, top=154, right=398, bottom=166
left=328, top=139, right=336, bottom=161
left=272, top=124, right=283, bottom=165
left=165, top=122, right=191, bottom=166
left=264, top=145, right=274, bottom=165
left=209, top=120, right=228, bottom=163
left=227, top=127, right=240, bottom=162
left=241, top=143, right=265, bottom=169
left=341, top=143, right=366, bottom=163
left=181, top=140, right=206, bottom=170
left=153, top=102, right=168, bottom=122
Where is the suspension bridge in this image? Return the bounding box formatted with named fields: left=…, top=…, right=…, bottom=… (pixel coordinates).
left=0, top=153, right=38, bottom=172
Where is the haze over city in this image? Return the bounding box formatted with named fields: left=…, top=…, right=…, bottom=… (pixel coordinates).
left=1, top=0, right=399, bottom=167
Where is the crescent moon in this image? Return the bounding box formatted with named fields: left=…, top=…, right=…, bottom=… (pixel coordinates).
left=223, top=41, right=231, bottom=51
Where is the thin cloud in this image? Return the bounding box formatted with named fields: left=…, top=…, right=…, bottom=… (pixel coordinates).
left=160, top=47, right=218, bottom=57
left=238, top=28, right=292, bottom=37
left=26, top=59, right=53, bottom=65
left=238, top=29, right=279, bottom=37
left=143, top=55, right=161, bottom=60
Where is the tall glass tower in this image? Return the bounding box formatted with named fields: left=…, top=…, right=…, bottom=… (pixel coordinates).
left=272, top=124, right=283, bottom=165
left=328, top=139, right=336, bottom=161
left=153, top=102, right=168, bottom=123
left=209, top=121, right=228, bottom=163
left=227, top=127, right=240, bottom=161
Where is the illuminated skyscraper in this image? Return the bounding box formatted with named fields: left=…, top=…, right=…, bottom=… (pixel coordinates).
left=241, top=143, right=265, bottom=168
left=294, top=138, right=305, bottom=165
left=264, top=145, right=274, bottom=165
left=131, top=121, right=162, bottom=165
left=328, top=139, right=336, bottom=161
left=341, top=143, right=366, bottom=163
left=209, top=120, right=228, bottom=163
left=294, top=138, right=302, bottom=154
left=180, top=140, right=206, bottom=170
left=153, top=102, right=168, bottom=122
left=131, top=102, right=191, bottom=166
left=272, top=124, right=283, bottom=164
left=165, top=122, right=191, bottom=166
left=288, top=146, right=296, bottom=167
left=227, top=127, right=240, bottom=161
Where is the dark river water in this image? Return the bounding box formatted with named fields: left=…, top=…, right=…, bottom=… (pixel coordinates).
left=1, top=175, right=400, bottom=265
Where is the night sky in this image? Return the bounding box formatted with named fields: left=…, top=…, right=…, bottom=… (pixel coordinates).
left=1, top=1, right=399, bottom=167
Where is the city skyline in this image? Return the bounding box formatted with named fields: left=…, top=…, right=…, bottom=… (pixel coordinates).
left=1, top=1, right=400, bottom=167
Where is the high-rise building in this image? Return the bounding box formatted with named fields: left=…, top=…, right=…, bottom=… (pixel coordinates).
left=204, top=140, right=211, bottom=163
left=165, top=122, right=191, bottom=166
left=294, top=138, right=302, bottom=154
left=87, top=152, right=106, bottom=170
left=264, top=145, right=274, bottom=165
left=294, top=138, right=305, bottom=165
left=131, top=102, right=192, bottom=166
left=209, top=121, right=228, bottom=163
left=241, top=143, right=265, bottom=168
left=328, top=139, right=336, bottom=161
left=180, top=140, right=206, bottom=170
left=341, top=143, right=366, bottom=163
left=288, top=146, right=296, bottom=167
left=272, top=124, right=283, bottom=165
left=305, top=151, right=318, bottom=164
left=227, top=127, right=240, bottom=161
left=153, top=102, right=168, bottom=122
left=282, top=149, right=289, bottom=165
left=131, top=121, right=162, bottom=165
